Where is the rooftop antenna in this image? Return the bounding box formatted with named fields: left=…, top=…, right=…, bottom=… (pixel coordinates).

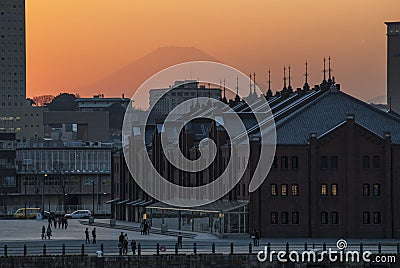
left=249, top=73, right=252, bottom=96
left=305, top=61, right=309, bottom=85
left=283, top=65, right=287, bottom=90
left=235, top=76, right=240, bottom=102
left=223, top=79, right=226, bottom=100
left=253, top=72, right=257, bottom=95
left=323, top=57, right=327, bottom=83
left=268, top=69, right=271, bottom=91
left=288, top=65, right=292, bottom=91
left=328, top=56, right=332, bottom=82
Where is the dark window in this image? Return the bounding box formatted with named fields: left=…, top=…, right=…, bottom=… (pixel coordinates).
left=292, top=212, right=299, bottom=224
left=363, top=184, right=370, bottom=196
left=332, top=212, right=339, bottom=224
left=331, top=156, right=338, bottom=169
left=270, top=184, right=277, bottom=196
left=281, top=212, right=288, bottom=224
left=363, top=212, right=370, bottom=224
left=291, top=184, right=299, bottom=196
left=373, top=184, right=380, bottom=196
left=373, top=156, right=380, bottom=168
left=272, top=157, right=277, bottom=169
left=331, top=184, right=338, bottom=196
left=320, top=156, right=328, bottom=169
left=362, top=156, right=370, bottom=168
left=291, top=156, right=298, bottom=169
left=271, top=212, right=278, bottom=224
left=374, top=212, right=381, bottom=224
left=321, top=184, right=328, bottom=196
left=321, top=212, right=328, bottom=224
left=281, top=156, right=288, bottom=169
left=281, top=184, right=288, bottom=196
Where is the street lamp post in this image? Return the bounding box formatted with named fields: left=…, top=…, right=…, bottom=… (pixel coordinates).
left=42, top=174, right=47, bottom=217
left=92, top=179, right=95, bottom=217
left=24, top=178, right=27, bottom=219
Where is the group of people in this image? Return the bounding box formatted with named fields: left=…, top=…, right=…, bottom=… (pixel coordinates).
left=48, top=215, right=68, bottom=229
left=84, top=228, right=97, bottom=244
left=41, top=225, right=52, bottom=240
left=140, top=220, right=151, bottom=235
left=118, top=232, right=136, bottom=255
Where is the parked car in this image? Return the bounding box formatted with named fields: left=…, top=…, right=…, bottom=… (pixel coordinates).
left=43, top=211, right=55, bottom=219
left=64, top=210, right=92, bottom=219
left=14, top=208, right=41, bottom=219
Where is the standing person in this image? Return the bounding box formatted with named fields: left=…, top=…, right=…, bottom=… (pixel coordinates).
left=48, top=216, right=52, bottom=227
left=177, top=232, right=183, bottom=249
left=41, top=226, right=46, bottom=240
left=46, top=226, right=52, bottom=240
left=85, top=228, right=90, bottom=243
left=61, top=218, right=65, bottom=229
left=92, top=228, right=96, bottom=244
left=123, top=234, right=128, bottom=255
left=64, top=218, right=68, bottom=229
left=118, top=232, right=124, bottom=254
left=130, top=240, right=136, bottom=255
left=140, top=222, right=143, bottom=235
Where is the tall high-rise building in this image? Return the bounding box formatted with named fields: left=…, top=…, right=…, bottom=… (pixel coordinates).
left=385, top=21, right=400, bottom=114
left=0, top=0, right=26, bottom=107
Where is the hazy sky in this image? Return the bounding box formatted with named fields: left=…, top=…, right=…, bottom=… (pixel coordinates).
left=26, top=0, right=400, bottom=102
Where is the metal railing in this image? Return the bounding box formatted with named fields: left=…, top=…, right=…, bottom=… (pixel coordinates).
left=0, top=242, right=399, bottom=257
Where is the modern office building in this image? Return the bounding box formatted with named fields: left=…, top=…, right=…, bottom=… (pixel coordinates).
left=385, top=22, right=400, bottom=114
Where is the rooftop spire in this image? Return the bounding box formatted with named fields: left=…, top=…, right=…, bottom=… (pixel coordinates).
left=328, top=56, right=332, bottom=82
left=223, top=79, right=226, bottom=99
left=235, top=76, right=240, bottom=102
left=288, top=65, right=292, bottom=91
left=303, top=61, right=310, bottom=91
left=266, top=69, right=273, bottom=98
left=283, top=65, right=287, bottom=90
left=323, top=57, right=327, bottom=83
left=249, top=73, right=252, bottom=96
left=253, top=72, right=256, bottom=95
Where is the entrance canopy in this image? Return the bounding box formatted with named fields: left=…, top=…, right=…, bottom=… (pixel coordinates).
left=147, top=200, right=248, bottom=213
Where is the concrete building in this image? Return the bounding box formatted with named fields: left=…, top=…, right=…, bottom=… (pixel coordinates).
left=0, top=133, right=16, bottom=215
left=385, top=21, right=400, bottom=114
left=0, top=0, right=26, bottom=107
left=149, top=80, right=221, bottom=116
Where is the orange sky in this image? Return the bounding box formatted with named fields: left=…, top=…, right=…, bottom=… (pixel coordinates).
left=26, top=0, right=400, bottom=102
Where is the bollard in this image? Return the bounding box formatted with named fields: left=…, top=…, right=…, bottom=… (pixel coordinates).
left=230, top=242, right=234, bottom=255
left=138, top=243, right=141, bottom=256
left=249, top=242, right=252, bottom=254
left=62, top=244, right=65, bottom=256
left=156, top=243, right=160, bottom=255
left=23, top=244, right=27, bottom=257
left=4, top=245, right=7, bottom=257
left=101, top=243, right=104, bottom=254
left=81, top=244, right=84, bottom=256
left=212, top=242, right=215, bottom=254
left=378, top=242, right=382, bottom=254
left=194, top=243, right=197, bottom=255
left=175, top=243, right=178, bottom=255
left=286, top=242, right=289, bottom=254
left=360, top=242, right=363, bottom=254
left=43, top=244, right=46, bottom=256
left=267, top=242, right=271, bottom=257
left=323, top=242, right=326, bottom=251
left=304, top=242, right=307, bottom=251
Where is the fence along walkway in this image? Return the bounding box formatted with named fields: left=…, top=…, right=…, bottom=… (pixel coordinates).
left=79, top=220, right=197, bottom=239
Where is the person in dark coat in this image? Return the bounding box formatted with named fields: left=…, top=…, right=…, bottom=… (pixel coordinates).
left=92, top=228, right=96, bottom=244
left=85, top=228, right=90, bottom=243
left=46, top=226, right=52, bottom=239
left=41, top=226, right=46, bottom=240
left=130, top=240, right=136, bottom=255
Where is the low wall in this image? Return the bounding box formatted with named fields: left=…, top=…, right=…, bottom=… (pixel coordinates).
left=0, top=254, right=393, bottom=268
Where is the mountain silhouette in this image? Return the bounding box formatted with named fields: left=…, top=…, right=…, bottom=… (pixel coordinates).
left=80, top=46, right=218, bottom=97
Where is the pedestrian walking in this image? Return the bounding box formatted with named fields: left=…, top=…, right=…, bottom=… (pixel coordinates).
left=123, top=234, right=128, bottom=255
left=41, top=226, right=46, bottom=240
left=85, top=228, right=90, bottom=243
left=177, top=232, right=183, bottom=249
left=118, top=232, right=124, bottom=255
left=65, top=218, right=68, bottom=229
left=130, top=240, right=136, bottom=255
left=46, top=226, right=52, bottom=240
left=92, top=228, right=96, bottom=244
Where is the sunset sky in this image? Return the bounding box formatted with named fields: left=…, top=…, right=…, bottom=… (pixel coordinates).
left=26, top=0, right=400, bottom=102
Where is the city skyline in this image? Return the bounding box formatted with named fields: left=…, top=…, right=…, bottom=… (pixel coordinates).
left=26, top=0, right=400, bottom=102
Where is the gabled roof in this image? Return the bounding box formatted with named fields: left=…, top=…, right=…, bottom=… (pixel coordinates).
left=275, top=90, right=400, bottom=144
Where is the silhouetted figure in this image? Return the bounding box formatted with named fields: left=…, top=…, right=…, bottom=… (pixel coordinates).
left=255, top=230, right=260, bottom=246
left=123, top=234, right=128, bottom=255
left=177, top=233, right=183, bottom=249
left=41, top=226, right=46, bottom=240
left=118, top=232, right=124, bottom=255
left=92, top=228, right=96, bottom=244
left=131, top=240, right=136, bottom=255
left=85, top=228, right=90, bottom=243
left=46, top=226, right=52, bottom=240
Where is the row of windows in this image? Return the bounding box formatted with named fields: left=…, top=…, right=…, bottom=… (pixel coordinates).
left=363, top=212, right=381, bottom=224
left=362, top=156, right=381, bottom=169
left=272, top=156, right=298, bottom=170
left=363, top=184, right=380, bottom=196
left=320, top=156, right=338, bottom=169
left=321, top=184, right=338, bottom=196
left=271, top=212, right=299, bottom=224
left=271, top=184, right=298, bottom=196
left=320, top=212, right=339, bottom=224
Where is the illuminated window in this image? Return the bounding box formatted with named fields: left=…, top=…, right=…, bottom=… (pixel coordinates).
left=321, top=184, right=327, bottom=196
left=363, top=184, right=370, bottom=196
left=373, top=184, right=380, bottom=196
left=281, top=184, right=288, bottom=196
left=270, top=184, right=277, bottom=196
left=331, top=184, right=338, bottom=196
left=291, top=184, right=299, bottom=196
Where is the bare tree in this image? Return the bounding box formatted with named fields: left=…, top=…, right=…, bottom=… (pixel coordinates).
left=32, top=95, right=55, bottom=106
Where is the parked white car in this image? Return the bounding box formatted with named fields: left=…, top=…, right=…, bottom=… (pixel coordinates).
left=64, top=210, right=92, bottom=219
